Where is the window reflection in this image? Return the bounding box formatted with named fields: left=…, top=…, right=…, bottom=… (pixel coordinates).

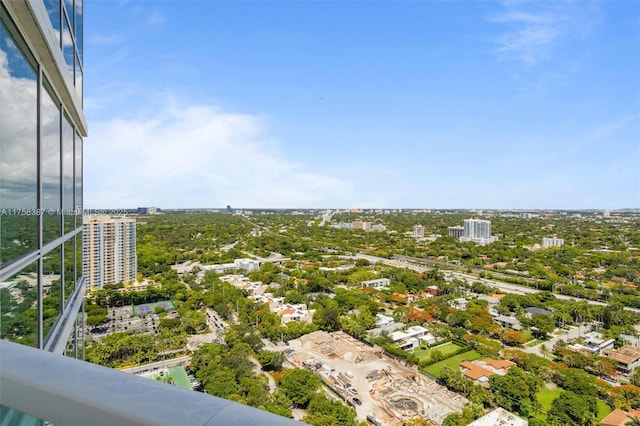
left=75, top=232, right=82, bottom=282
left=42, top=246, right=62, bottom=343
left=63, top=239, right=75, bottom=303
left=62, top=115, right=75, bottom=233
left=61, top=12, right=74, bottom=77
left=75, top=53, right=82, bottom=100
left=0, top=19, right=38, bottom=268
left=0, top=262, right=40, bottom=348
left=42, top=80, right=62, bottom=244
left=75, top=0, right=83, bottom=62
left=43, top=0, right=61, bottom=34
left=75, top=134, right=83, bottom=213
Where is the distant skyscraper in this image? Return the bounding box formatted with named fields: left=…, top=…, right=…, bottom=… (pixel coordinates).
left=136, top=206, right=157, bottom=215
left=226, top=205, right=233, bottom=214
left=413, top=225, right=425, bottom=238
left=83, top=216, right=137, bottom=291
left=448, top=226, right=464, bottom=239
left=542, top=237, right=564, bottom=248
left=459, top=219, right=498, bottom=245
left=463, top=219, right=491, bottom=239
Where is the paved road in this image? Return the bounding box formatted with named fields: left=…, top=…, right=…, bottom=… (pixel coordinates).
left=119, top=355, right=192, bottom=374
left=522, top=324, right=591, bottom=356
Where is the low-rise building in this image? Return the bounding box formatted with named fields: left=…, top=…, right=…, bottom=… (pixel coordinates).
left=449, top=297, right=468, bottom=310
left=460, top=359, right=515, bottom=387
left=275, top=303, right=315, bottom=324
left=468, top=408, right=527, bottom=426
left=604, top=346, right=640, bottom=373
left=569, top=331, right=615, bottom=355
left=494, top=315, right=522, bottom=330
left=390, top=325, right=435, bottom=350
left=524, top=307, right=553, bottom=319
left=361, top=278, right=390, bottom=290
left=200, top=258, right=260, bottom=274
left=375, top=313, right=394, bottom=327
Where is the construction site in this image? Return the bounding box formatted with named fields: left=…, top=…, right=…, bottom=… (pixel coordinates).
left=288, top=331, right=467, bottom=426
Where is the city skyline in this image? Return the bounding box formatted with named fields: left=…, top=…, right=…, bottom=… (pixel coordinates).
left=85, top=1, right=639, bottom=210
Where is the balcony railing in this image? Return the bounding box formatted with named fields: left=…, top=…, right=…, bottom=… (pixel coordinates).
left=0, top=340, right=302, bottom=425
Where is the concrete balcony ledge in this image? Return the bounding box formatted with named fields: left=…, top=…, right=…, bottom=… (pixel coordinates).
left=0, top=340, right=302, bottom=426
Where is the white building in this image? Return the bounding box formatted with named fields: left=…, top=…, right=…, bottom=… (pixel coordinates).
left=202, top=258, right=260, bottom=274
left=390, top=326, right=435, bottom=350
left=413, top=225, right=425, bottom=238
left=494, top=315, right=522, bottom=330
left=275, top=304, right=315, bottom=324
left=459, top=219, right=498, bottom=245
left=448, top=226, right=464, bottom=239
left=375, top=313, right=394, bottom=327
left=468, top=408, right=527, bottom=426
left=542, top=237, right=564, bottom=248
left=83, top=216, right=137, bottom=291
left=569, top=331, right=615, bottom=354
left=330, top=222, right=353, bottom=229
left=361, top=278, right=390, bottom=290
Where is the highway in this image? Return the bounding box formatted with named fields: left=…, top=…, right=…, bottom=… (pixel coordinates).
left=119, top=355, right=192, bottom=374
left=350, top=253, right=639, bottom=312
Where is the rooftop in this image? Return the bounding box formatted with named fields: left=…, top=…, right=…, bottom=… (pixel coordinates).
left=468, top=407, right=527, bottom=426
left=604, top=346, right=640, bottom=364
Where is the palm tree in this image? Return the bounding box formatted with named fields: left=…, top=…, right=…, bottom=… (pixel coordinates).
left=540, top=343, right=549, bottom=359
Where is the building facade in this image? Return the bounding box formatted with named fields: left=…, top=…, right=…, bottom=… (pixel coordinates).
left=0, top=0, right=86, bottom=355
left=459, top=219, right=498, bottom=245
left=83, top=216, right=137, bottom=291
left=413, top=224, right=425, bottom=238
left=448, top=226, right=464, bottom=239
left=542, top=236, right=564, bottom=248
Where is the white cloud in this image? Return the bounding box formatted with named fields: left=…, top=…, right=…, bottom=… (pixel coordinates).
left=490, top=0, right=599, bottom=65
left=85, top=102, right=355, bottom=208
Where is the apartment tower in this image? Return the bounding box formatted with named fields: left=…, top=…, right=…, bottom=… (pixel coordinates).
left=83, top=216, right=137, bottom=291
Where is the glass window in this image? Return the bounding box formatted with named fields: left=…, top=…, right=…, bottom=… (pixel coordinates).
left=75, top=231, right=82, bottom=282
left=42, top=246, right=62, bottom=343
left=63, top=0, right=74, bottom=29
left=75, top=0, right=83, bottom=62
left=62, top=115, right=74, bottom=233
left=43, top=0, right=61, bottom=41
left=75, top=53, right=82, bottom=100
left=61, top=12, right=74, bottom=77
left=0, top=261, right=40, bottom=348
left=42, top=80, right=62, bottom=244
left=63, top=238, right=75, bottom=303
left=75, top=133, right=82, bottom=214
left=0, top=15, right=38, bottom=268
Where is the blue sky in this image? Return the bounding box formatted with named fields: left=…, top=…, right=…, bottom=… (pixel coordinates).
left=84, top=0, right=640, bottom=209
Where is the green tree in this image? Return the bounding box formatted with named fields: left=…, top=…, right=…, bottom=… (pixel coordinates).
left=279, top=369, right=321, bottom=408
left=547, top=391, right=597, bottom=426
left=313, top=306, right=341, bottom=331
left=489, top=367, right=541, bottom=416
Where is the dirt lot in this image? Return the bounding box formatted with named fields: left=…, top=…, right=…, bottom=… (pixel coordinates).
left=288, top=331, right=467, bottom=426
